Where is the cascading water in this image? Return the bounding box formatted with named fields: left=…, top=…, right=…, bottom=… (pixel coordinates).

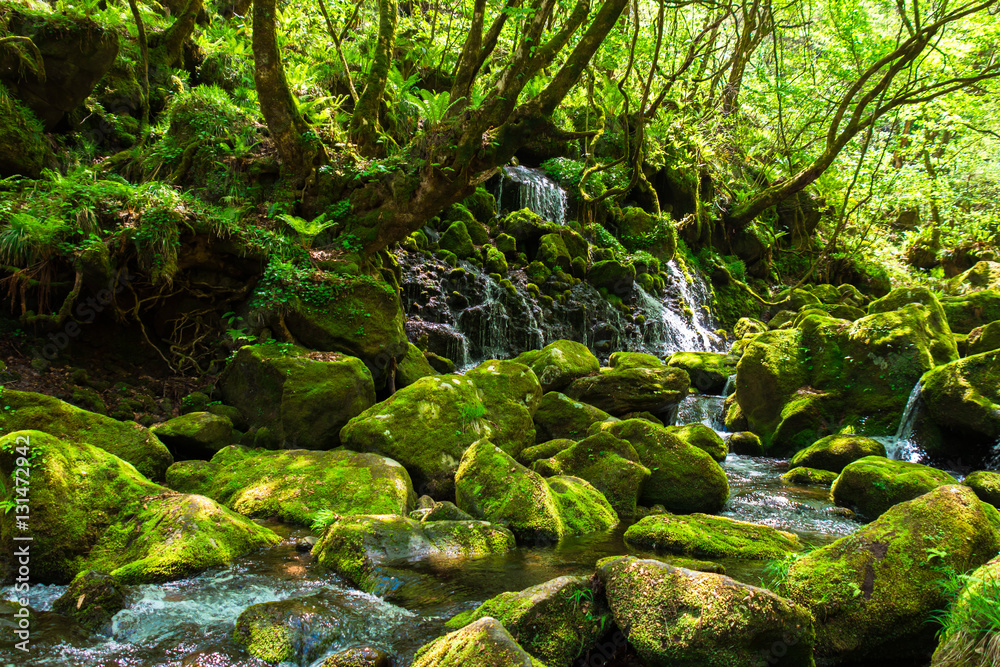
left=673, top=394, right=726, bottom=430
left=875, top=382, right=926, bottom=462
left=631, top=259, right=724, bottom=356
left=493, top=165, right=568, bottom=224
left=455, top=269, right=546, bottom=364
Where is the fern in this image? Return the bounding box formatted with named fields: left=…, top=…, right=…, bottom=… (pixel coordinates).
left=406, top=89, right=462, bottom=129
left=278, top=213, right=337, bottom=247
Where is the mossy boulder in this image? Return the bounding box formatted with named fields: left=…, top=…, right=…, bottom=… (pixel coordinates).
left=587, top=259, right=635, bottom=293
left=940, top=290, right=1000, bottom=334
left=781, top=467, right=839, bottom=486
left=319, top=646, right=390, bottom=667
left=963, top=471, right=1000, bottom=509
left=513, top=340, right=600, bottom=392
left=617, top=207, right=676, bottom=261
left=51, top=570, right=126, bottom=634
left=545, top=475, right=619, bottom=535
left=517, top=439, right=574, bottom=465
left=218, top=343, right=375, bottom=450
left=312, top=513, right=515, bottom=594
left=413, top=616, right=545, bottom=667
left=778, top=287, right=823, bottom=311
left=728, top=431, right=765, bottom=456
left=597, top=419, right=729, bottom=513
left=151, top=412, right=233, bottom=460
left=608, top=351, right=664, bottom=370
left=440, top=220, right=476, bottom=258
left=597, top=555, right=816, bottom=667
left=664, top=423, right=727, bottom=462
left=485, top=245, right=510, bottom=275
left=537, top=233, right=572, bottom=271
left=233, top=589, right=406, bottom=664
left=831, top=456, right=957, bottom=519
left=564, top=365, right=690, bottom=417
left=624, top=513, right=803, bottom=560
left=0, top=389, right=172, bottom=480
left=919, top=350, right=1000, bottom=458
left=789, top=435, right=887, bottom=473
left=532, top=391, right=614, bottom=442
left=164, top=459, right=216, bottom=496
left=444, top=575, right=608, bottom=667
left=282, top=276, right=408, bottom=382
left=931, top=556, right=1000, bottom=666
left=500, top=208, right=557, bottom=244
left=667, top=352, right=738, bottom=394
left=397, top=342, right=437, bottom=388
left=734, top=317, right=768, bottom=339
left=196, top=446, right=415, bottom=526
left=946, top=261, right=1000, bottom=296
left=734, top=290, right=958, bottom=454
left=0, top=84, right=52, bottom=177
left=341, top=360, right=541, bottom=498
left=783, top=485, right=1000, bottom=662
left=0, top=430, right=279, bottom=585
left=462, top=188, right=497, bottom=222
left=532, top=432, right=650, bottom=517
left=419, top=500, right=474, bottom=522
left=967, top=320, right=1000, bottom=355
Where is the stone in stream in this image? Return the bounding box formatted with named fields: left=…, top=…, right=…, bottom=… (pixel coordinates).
left=513, top=339, right=600, bottom=392
left=0, top=431, right=279, bottom=585
left=918, top=349, right=1000, bottom=460
left=217, top=342, right=376, bottom=450
left=664, top=423, right=727, bottom=462
left=320, top=646, right=391, bottom=667
left=444, top=575, right=609, bottom=667
left=593, top=419, right=729, bottom=514
left=964, top=470, right=1000, bottom=509
left=418, top=500, right=473, bottom=522
left=233, top=589, right=410, bottom=664
left=931, top=555, right=1000, bottom=666
left=455, top=439, right=618, bottom=543
left=165, top=445, right=415, bottom=526
left=531, top=432, right=650, bottom=517
left=311, top=514, right=515, bottom=595
left=666, top=351, right=738, bottom=394
left=727, top=431, right=765, bottom=456
left=783, top=485, right=1000, bottom=663
left=831, top=456, right=957, bottom=519
left=151, top=411, right=234, bottom=460
left=413, top=616, right=542, bottom=667
left=341, top=360, right=541, bottom=499
left=597, top=555, right=815, bottom=667
left=731, top=286, right=958, bottom=455
left=563, top=362, right=690, bottom=418
left=0, top=389, right=172, bottom=480
left=781, top=467, right=839, bottom=486
left=789, top=434, right=887, bottom=473
left=624, top=513, right=803, bottom=560
left=532, top=391, right=616, bottom=442
left=51, top=570, right=127, bottom=634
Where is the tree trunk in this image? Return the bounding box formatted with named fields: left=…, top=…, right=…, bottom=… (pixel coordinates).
left=349, top=0, right=398, bottom=155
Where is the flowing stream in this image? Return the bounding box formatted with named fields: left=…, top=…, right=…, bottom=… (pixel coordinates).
left=492, top=165, right=568, bottom=225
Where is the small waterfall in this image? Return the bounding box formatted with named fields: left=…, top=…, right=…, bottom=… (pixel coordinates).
left=494, top=165, right=567, bottom=225
left=673, top=394, right=727, bottom=431
left=630, top=259, right=723, bottom=356
left=722, top=373, right=736, bottom=396
left=879, top=382, right=925, bottom=462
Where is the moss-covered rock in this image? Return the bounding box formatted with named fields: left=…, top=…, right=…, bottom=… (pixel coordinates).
left=485, top=245, right=510, bottom=275
left=563, top=365, right=690, bottom=417
left=919, top=350, right=1000, bottom=457
left=51, top=570, right=126, bottom=634
left=940, top=290, right=1000, bottom=335
left=151, top=412, right=233, bottom=460
left=967, top=320, right=1000, bottom=355
left=946, top=261, right=1000, bottom=296
left=440, top=220, right=476, bottom=258
left=930, top=556, right=1000, bottom=666
left=597, top=555, right=816, bottom=667
left=777, top=287, right=823, bottom=311
left=164, top=459, right=217, bottom=496
left=664, top=423, right=727, bottom=462
left=444, top=575, right=608, bottom=667
left=233, top=589, right=406, bottom=664
left=624, top=513, right=803, bottom=560
left=728, top=431, right=764, bottom=456
left=734, top=290, right=958, bottom=454
left=500, top=208, right=557, bottom=244
left=532, top=432, right=650, bottom=517
left=514, top=340, right=600, bottom=392
left=198, top=446, right=415, bottom=525
left=781, top=467, right=839, bottom=486
left=312, top=513, right=515, bottom=594
left=597, top=419, right=729, bottom=513
left=963, top=470, right=1000, bottom=509
left=617, top=207, right=677, bottom=261
left=831, top=456, right=957, bottom=519
left=666, top=352, right=738, bottom=394
left=734, top=317, right=768, bottom=339
left=546, top=475, right=618, bottom=535
left=608, top=351, right=663, bottom=370
left=587, top=259, right=635, bottom=293
left=341, top=360, right=541, bottom=498
left=532, top=391, right=614, bottom=442
left=517, top=439, right=574, bottom=465
left=0, top=83, right=52, bottom=177
left=319, top=646, right=390, bottom=667
left=282, top=276, right=408, bottom=381
left=420, top=500, right=474, bottom=522
left=413, top=616, right=545, bottom=667
left=537, top=233, right=572, bottom=271
left=397, top=342, right=437, bottom=388
left=218, top=343, right=375, bottom=450
left=789, top=435, right=887, bottom=473
left=0, top=389, right=172, bottom=480
left=783, top=485, right=1000, bottom=662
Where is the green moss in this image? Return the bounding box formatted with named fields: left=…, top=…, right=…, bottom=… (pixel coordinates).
left=831, top=456, right=957, bottom=519
left=513, top=340, right=600, bottom=392
left=164, top=459, right=218, bottom=496
left=397, top=342, right=437, bottom=388
left=624, top=513, right=803, bottom=560
left=439, top=220, right=476, bottom=258
left=781, top=467, right=838, bottom=486
left=563, top=365, right=690, bottom=417
left=547, top=476, right=619, bottom=535
left=517, top=439, right=574, bottom=465
left=789, top=435, right=887, bottom=473
left=0, top=82, right=51, bottom=177
left=666, top=352, right=737, bottom=394
left=413, top=617, right=547, bottom=667
left=965, top=470, right=1000, bottom=509
left=485, top=244, right=509, bottom=275
left=51, top=570, right=126, bottom=633
left=664, top=423, right=727, bottom=462
left=941, top=290, right=1000, bottom=334
left=532, top=391, right=612, bottom=442
left=920, top=350, right=1000, bottom=455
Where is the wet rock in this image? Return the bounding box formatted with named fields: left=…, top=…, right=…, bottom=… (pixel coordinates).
left=397, top=342, right=437, bottom=388
left=51, top=571, right=126, bottom=634
left=312, top=514, right=515, bottom=594
left=727, top=431, right=764, bottom=456
left=598, top=555, right=815, bottom=667
left=0, top=389, right=172, bottom=481
left=789, top=434, right=887, bottom=473
left=964, top=470, right=1000, bottom=509
left=587, top=259, right=635, bottom=293
left=444, top=575, right=609, bottom=667
left=421, top=500, right=473, bottom=522
left=152, top=412, right=234, bottom=460
left=666, top=351, right=737, bottom=394
left=513, top=339, right=600, bottom=392
left=784, top=485, right=1000, bottom=662
left=665, top=423, right=727, bottom=462
left=320, top=646, right=391, bottom=667
left=781, top=467, right=838, bottom=486
left=564, top=364, right=690, bottom=417
left=919, top=350, right=1000, bottom=459
left=439, top=220, right=475, bottom=258
left=533, top=391, right=615, bottom=442
left=413, top=616, right=538, bottom=667
left=832, top=456, right=957, bottom=519
left=218, top=343, right=375, bottom=450
left=624, top=513, right=802, bottom=560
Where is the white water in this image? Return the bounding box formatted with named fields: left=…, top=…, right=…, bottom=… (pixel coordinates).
left=632, top=259, right=723, bottom=356
left=875, top=382, right=925, bottom=463
left=722, top=373, right=736, bottom=396
left=495, top=165, right=568, bottom=225
left=673, top=394, right=726, bottom=431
